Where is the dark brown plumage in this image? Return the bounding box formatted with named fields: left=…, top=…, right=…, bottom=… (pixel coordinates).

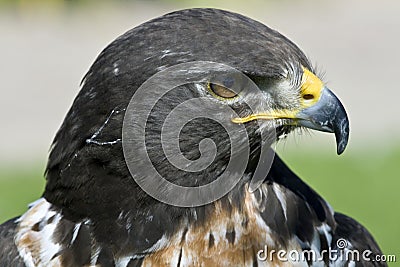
left=0, top=8, right=385, bottom=266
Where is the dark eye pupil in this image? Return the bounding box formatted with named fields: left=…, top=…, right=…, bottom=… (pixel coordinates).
left=210, top=83, right=237, bottom=99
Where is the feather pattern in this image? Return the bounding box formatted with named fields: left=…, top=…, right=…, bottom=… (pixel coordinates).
left=7, top=155, right=385, bottom=266
left=0, top=8, right=386, bottom=267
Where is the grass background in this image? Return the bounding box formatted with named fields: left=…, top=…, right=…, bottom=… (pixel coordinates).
left=0, top=142, right=398, bottom=260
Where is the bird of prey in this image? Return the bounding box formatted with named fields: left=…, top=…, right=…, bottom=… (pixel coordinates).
left=0, top=8, right=386, bottom=267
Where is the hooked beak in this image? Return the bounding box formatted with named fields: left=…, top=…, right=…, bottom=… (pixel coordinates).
left=296, top=87, right=349, bottom=154
left=231, top=68, right=350, bottom=154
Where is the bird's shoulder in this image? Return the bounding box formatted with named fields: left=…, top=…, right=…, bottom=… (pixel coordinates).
left=11, top=184, right=330, bottom=266
left=0, top=217, right=25, bottom=267
left=331, top=212, right=387, bottom=267
left=8, top=161, right=386, bottom=267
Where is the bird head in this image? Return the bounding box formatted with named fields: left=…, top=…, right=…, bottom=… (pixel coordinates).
left=45, top=8, right=349, bottom=216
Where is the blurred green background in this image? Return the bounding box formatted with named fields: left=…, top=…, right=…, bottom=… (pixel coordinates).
left=0, top=0, right=399, bottom=265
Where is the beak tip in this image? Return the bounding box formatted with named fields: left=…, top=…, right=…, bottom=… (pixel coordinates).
left=336, top=136, right=349, bottom=155
left=337, top=144, right=346, bottom=155
left=335, top=121, right=349, bottom=155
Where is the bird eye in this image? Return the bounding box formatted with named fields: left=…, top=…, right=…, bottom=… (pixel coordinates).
left=208, top=83, right=238, bottom=99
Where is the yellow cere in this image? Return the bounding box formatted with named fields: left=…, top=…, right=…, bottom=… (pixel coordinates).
left=231, top=67, right=324, bottom=124
left=300, top=67, right=324, bottom=107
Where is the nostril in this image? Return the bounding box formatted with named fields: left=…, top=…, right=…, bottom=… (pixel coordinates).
left=303, top=94, right=314, bottom=100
